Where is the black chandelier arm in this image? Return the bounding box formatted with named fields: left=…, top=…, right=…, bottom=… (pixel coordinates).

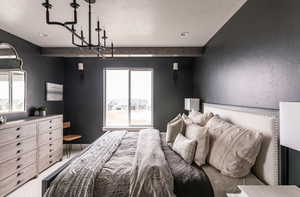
left=42, top=0, right=79, bottom=26
left=65, top=25, right=91, bottom=47
left=88, top=1, right=92, bottom=47
left=42, top=0, right=114, bottom=58
left=72, top=33, right=84, bottom=47
left=111, top=42, right=114, bottom=58
left=68, top=0, right=80, bottom=25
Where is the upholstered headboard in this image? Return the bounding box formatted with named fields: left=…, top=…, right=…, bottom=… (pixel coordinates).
left=203, top=103, right=280, bottom=185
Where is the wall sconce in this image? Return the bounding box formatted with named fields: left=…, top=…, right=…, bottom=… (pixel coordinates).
left=78, top=62, right=84, bottom=80
left=173, top=62, right=179, bottom=82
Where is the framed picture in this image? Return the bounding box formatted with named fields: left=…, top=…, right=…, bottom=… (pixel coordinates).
left=46, top=82, right=63, bottom=101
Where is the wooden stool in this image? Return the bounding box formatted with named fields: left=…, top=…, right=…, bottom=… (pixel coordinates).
left=63, top=121, right=83, bottom=158
left=63, top=135, right=82, bottom=158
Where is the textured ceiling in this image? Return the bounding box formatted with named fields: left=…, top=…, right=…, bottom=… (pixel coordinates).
left=0, top=0, right=247, bottom=47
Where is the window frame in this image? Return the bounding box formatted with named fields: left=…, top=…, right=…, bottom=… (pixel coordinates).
left=0, top=70, right=26, bottom=114
left=103, top=67, right=154, bottom=129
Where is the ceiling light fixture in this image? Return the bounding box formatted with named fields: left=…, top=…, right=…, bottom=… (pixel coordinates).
left=42, top=0, right=114, bottom=58
left=180, top=32, right=189, bottom=38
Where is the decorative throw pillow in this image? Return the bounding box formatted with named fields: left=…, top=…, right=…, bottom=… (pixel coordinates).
left=182, top=114, right=193, bottom=125
left=185, top=124, right=209, bottom=167
left=166, top=114, right=184, bottom=145
left=172, top=133, right=197, bottom=164
left=206, top=115, right=234, bottom=146
left=188, top=111, right=214, bottom=126
left=207, top=116, right=263, bottom=178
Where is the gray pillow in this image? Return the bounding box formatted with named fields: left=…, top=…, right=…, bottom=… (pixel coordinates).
left=172, top=133, right=197, bottom=164
left=185, top=124, right=209, bottom=167
left=206, top=116, right=263, bottom=178
left=188, top=111, right=214, bottom=126
left=166, top=114, right=184, bottom=145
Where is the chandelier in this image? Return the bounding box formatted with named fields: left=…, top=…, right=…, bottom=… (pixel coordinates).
left=42, top=0, right=114, bottom=58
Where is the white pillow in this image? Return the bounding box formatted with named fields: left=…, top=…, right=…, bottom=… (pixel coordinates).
left=166, top=114, right=184, bottom=145
left=206, top=115, right=263, bottom=178
left=182, top=113, right=193, bottom=125
left=172, top=133, right=197, bottom=164
left=188, top=111, right=213, bottom=126
left=185, top=124, right=209, bottom=167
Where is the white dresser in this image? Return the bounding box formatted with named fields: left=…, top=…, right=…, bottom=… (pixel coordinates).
left=0, top=115, right=63, bottom=196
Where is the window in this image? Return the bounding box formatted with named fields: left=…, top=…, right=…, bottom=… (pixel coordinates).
left=104, top=68, right=153, bottom=128
left=0, top=71, right=25, bottom=113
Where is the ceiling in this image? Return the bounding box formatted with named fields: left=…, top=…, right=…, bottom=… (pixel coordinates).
left=0, top=0, right=247, bottom=47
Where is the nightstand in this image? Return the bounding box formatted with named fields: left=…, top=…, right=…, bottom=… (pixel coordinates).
left=227, top=185, right=300, bottom=197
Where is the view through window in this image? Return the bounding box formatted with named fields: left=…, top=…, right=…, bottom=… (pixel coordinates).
left=0, top=71, right=25, bottom=113
left=104, top=68, right=153, bottom=127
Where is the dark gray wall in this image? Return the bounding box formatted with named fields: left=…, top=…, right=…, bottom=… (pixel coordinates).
left=193, top=0, right=300, bottom=185
left=64, top=57, right=194, bottom=143
left=0, top=29, right=64, bottom=120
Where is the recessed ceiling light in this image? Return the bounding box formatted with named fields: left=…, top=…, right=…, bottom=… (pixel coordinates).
left=39, top=33, right=48, bottom=37
left=180, top=32, right=189, bottom=38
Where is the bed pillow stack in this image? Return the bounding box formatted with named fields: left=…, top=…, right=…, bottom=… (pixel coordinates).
left=188, top=111, right=214, bottom=126
left=171, top=112, right=213, bottom=166
left=205, top=115, right=263, bottom=178
left=166, top=114, right=198, bottom=164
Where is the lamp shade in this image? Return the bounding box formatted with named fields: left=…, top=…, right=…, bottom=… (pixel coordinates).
left=280, top=102, right=300, bottom=151
left=184, top=98, right=200, bottom=111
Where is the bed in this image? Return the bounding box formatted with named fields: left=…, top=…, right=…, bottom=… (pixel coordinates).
left=42, top=103, right=280, bottom=197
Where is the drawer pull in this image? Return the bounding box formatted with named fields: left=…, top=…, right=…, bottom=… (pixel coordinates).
left=49, top=138, right=52, bottom=140
left=49, top=143, right=53, bottom=146
left=16, top=142, right=22, bottom=146
left=17, top=172, right=22, bottom=177
left=49, top=120, right=53, bottom=123
left=16, top=135, right=21, bottom=139
left=16, top=157, right=21, bottom=161
left=49, top=126, right=52, bottom=129
left=49, top=131, right=52, bottom=135
left=49, top=149, right=53, bottom=152
left=16, top=127, right=21, bottom=131
left=49, top=160, right=53, bottom=164
left=16, top=150, right=21, bottom=154
left=16, top=164, right=22, bottom=169
left=17, top=180, right=22, bottom=185
left=49, top=155, right=53, bottom=158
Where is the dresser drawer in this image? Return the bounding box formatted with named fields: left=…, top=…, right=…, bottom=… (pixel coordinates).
left=38, top=138, right=62, bottom=156
left=38, top=150, right=62, bottom=173
left=0, top=163, right=37, bottom=196
left=38, top=128, right=63, bottom=146
left=38, top=118, right=63, bottom=134
left=0, top=124, right=36, bottom=146
left=0, top=150, right=36, bottom=181
left=0, top=137, right=37, bottom=163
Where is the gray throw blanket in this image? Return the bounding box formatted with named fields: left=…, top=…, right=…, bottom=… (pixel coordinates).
left=129, top=129, right=176, bottom=197
left=44, top=129, right=176, bottom=197
left=44, top=130, right=127, bottom=197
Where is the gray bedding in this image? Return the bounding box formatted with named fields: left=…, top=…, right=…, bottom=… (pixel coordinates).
left=45, top=130, right=127, bottom=197
left=45, top=130, right=214, bottom=197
